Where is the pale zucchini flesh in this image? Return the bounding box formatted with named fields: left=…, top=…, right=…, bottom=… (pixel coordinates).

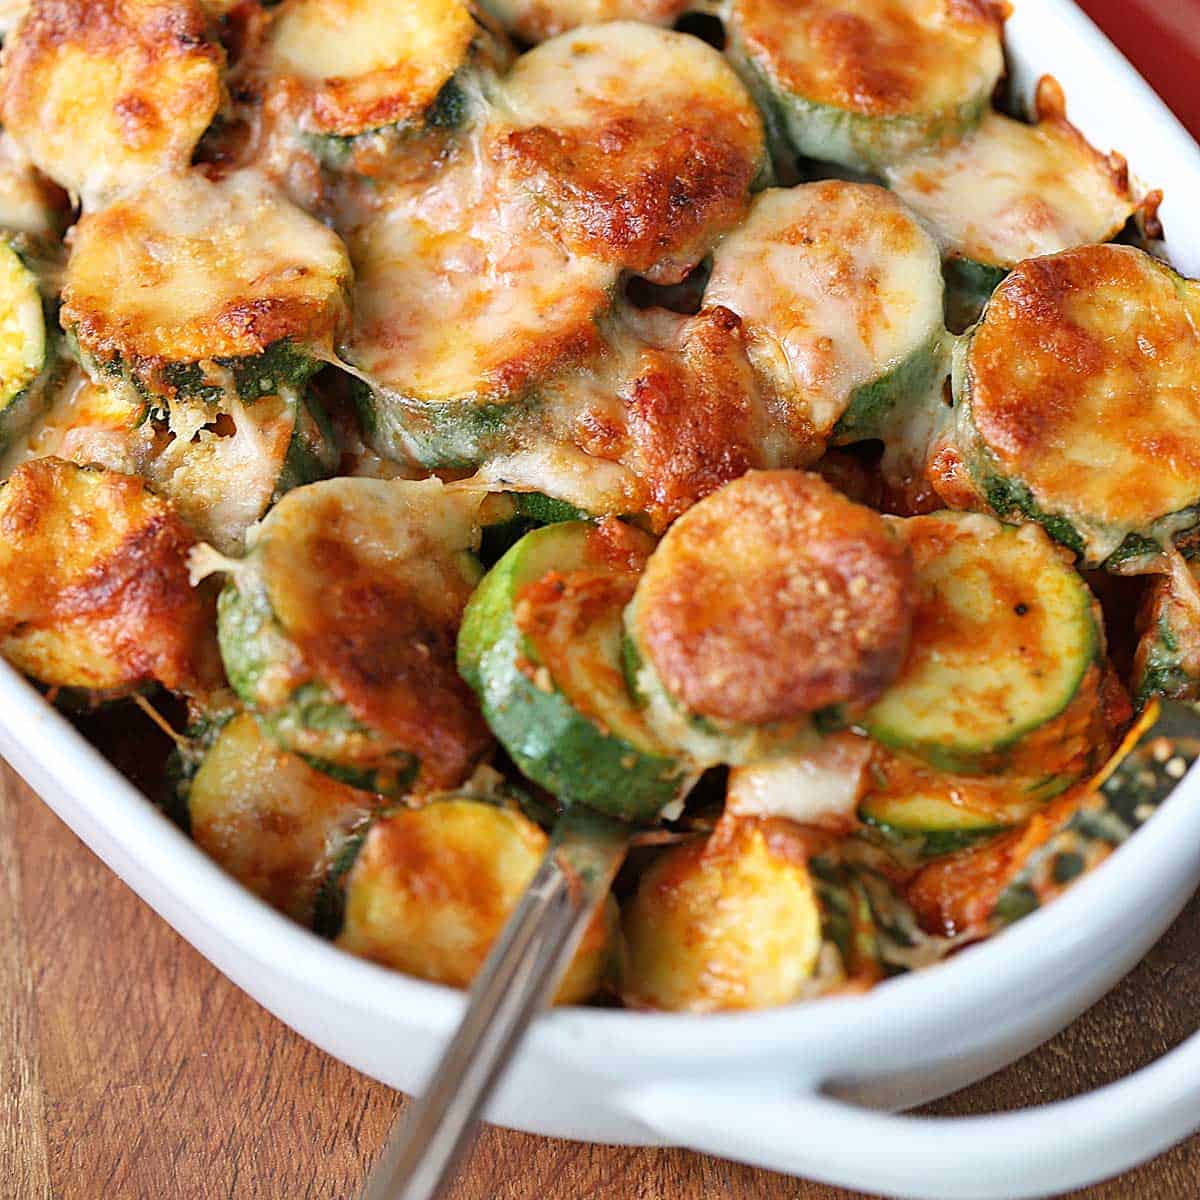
left=0, top=238, right=49, bottom=454
left=864, top=512, right=1101, bottom=776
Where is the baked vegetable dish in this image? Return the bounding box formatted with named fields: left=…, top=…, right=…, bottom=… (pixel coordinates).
left=0, top=0, right=1197, bottom=1013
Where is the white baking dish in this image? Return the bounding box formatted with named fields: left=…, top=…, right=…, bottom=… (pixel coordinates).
left=5, top=4, right=1200, bottom=1198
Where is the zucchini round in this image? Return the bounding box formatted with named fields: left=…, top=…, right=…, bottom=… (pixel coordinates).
left=335, top=796, right=615, bottom=1003
left=478, top=0, right=694, bottom=43
left=347, top=196, right=616, bottom=469
left=726, top=0, right=1004, bottom=172
left=491, top=21, right=766, bottom=281
left=947, top=245, right=1200, bottom=568
left=885, top=102, right=1136, bottom=282
left=61, top=170, right=353, bottom=408
left=458, top=517, right=696, bottom=823
left=703, top=182, right=949, bottom=446
left=624, top=470, right=914, bottom=764
left=215, top=476, right=491, bottom=793
left=0, top=131, right=68, bottom=241
left=619, top=816, right=822, bottom=1012
left=863, top=512, right=1104, bottom=779
left=0, top=238, right=54, bottom=456
left=0, top=457, right=219, bottom=694
left=183, top=711, right=381, bottom=924
left=0, top=0, right=223, bottom=207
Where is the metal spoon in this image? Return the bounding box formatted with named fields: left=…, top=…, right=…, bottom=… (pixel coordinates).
left=360, top=805, right=630, bottom=1200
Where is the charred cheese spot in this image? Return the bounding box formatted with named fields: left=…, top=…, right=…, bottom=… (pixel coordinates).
left=480, top=0, right=692, bottom=43
left=704, top=182, right=946, bottom=441
left=728, top=0, right=1004, bottom=169
left=629, top=470, right=914, bottom=726
left=886, top=104, right=1137, bottom=269
left=188, top=711, right=379, bottom=923
left=338, top=799, right=613, bottom=1003
left=492, top=22, right=765, bottom=281
left=865, top=512, right=1104, bottom=778
left=259, top=0, right=478, bottom=138
left=0, top=457, right=218, bottom=693
left=61, top=170, right=352, bottom=402
left=0, top=0, right=223, bottom=207
left=620, top=817, right=821, bottom=1012
left=219, top=477, right=491, bottom=790
left=957, top=244, right=1200, bottom=565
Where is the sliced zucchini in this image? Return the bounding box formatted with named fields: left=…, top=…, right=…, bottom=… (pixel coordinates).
left=458, top=518, right=695, bottom=823
left=885, top=102, right=1136, bottom=279
left=619, top=816, right=822, bottom=1012
left=14, top=373, right=338, bottom=553
left=948, top=244, right=1200, bottom=568
left=61, top=170, right=353, bottom=407
left=479, top=0, right=694, bottom=43
left=864, top=512, right=1104, bottom=780
left=0, top=131, right=67, bottom=241
left=182, top=711, right=381, bottom=924
left=214, top=476, right=491, bottom=792
left=335, top=796, right=615, bottom=1003
left=726, top=0, right=1004, bottom=172
left=478, top=490, right=591, bottom=564
left=492, top=22, right=766, bottom=281
left=1133, top=555, right=1200, bottom=706
left=0, top=458, right=218, bottom=694
left=0, top=238, right=54, bottom=455
left=347, top=194, right=616, bottom=469
left=624, top=470, right=914, bottom=765
left=0, top=0, right=223, bottom=206
left=703, top=182, right=949, bottom=446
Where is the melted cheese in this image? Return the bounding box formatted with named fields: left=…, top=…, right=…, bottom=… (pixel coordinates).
left=966, top=245, right=1200, bottom=544
left=0, top=0, right=222, bottom=207
left=348, top=169, right=614, bottom=404
left=0, top=132, right=64, bottom=239
left=494, top=21, right=764, bottom=281
left=62, top=169, right=352, bottom=366
left=887, top=111, right=1136, bottom=267
left=263, top=0, right=476, bottom=136
left=480, top=0, right=695, bottom=42
left=730, top=0, right=1003, bottom=119
left=705, top=182, right=944, bottom=435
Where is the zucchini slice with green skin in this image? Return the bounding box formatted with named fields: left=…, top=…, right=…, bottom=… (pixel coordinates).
left=0, top=238, right=55, bottom=456
left=334, top=796, right=615, bottom=1003
left=13, top=374, right=338, bottom=553
left=61, top=170, right=353, bottom=408
left=458, top=518, right=696, bottom=823
left=885, top=85, right=1138, bottom=330
left=726, top=0, right=1005, bottom=173
left=864, top=512, right=1105, bottom=779
left=1133, top=556, right=1200, bottom=706
left=478, top=490, right=592, bottom=565
left=624, top=471, right=914, bottom=766
left=0, top=0, right=223, bottom=207
left=347, top=192, right=617, bottom=470
left=703, top=183, right=949, bottom=448
left=180, top=711, right=381, bottom=925
left=0, top=458, right=219, bottom=695
left=491, top=22, right=766, bottom=282
left=214, top=476, right=491, bottom=793
left=619, top=816, right=823, bottom=1012
left=945, top=244, right=1200, bottom=569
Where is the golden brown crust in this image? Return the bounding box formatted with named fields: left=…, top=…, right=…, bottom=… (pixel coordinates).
left=634, top=470, right=914, bottom=724
left=732, top=0, right=1003, bottom=117
left=0, top=458, right=220, bottom=693
left=967, top=245, right=1200, bottom=531
left=1, top=0, right=223, bottom=202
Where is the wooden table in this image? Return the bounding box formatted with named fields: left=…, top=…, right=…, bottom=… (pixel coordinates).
left=3, top=755, right=1200, bottom=1200
left=6, top=4, right=1200, bottom=1199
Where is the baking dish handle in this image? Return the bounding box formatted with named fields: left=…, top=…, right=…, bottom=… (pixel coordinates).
left=623, top=1028, right=1200, bottom=1200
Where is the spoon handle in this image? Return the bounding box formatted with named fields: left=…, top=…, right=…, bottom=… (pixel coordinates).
left=361, top=807, right=630, bottom=1200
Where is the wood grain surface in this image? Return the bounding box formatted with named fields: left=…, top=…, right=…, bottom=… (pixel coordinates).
left=2, top=758, right=1198, bottom=1200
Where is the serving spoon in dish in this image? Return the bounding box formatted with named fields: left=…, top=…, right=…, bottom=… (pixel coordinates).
left=361, top=804, right=630, bottom=1200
